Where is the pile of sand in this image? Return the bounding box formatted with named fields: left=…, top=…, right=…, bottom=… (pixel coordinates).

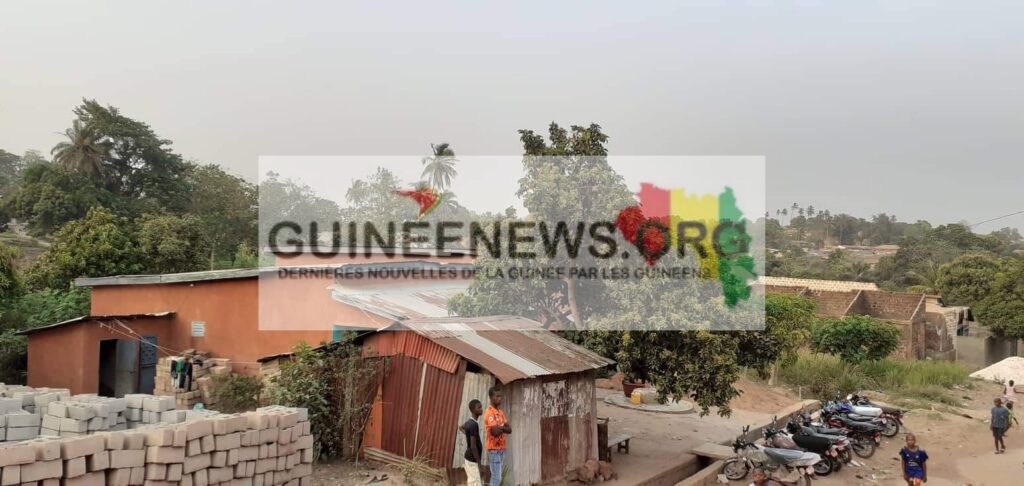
left=969, top=356, right=1024, bottom=385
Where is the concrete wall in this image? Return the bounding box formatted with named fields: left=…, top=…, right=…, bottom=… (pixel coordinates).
left=26, top=316, right=176, bottom=395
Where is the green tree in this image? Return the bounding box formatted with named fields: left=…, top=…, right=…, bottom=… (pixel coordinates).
left=186, top=164, right=257, bottom=265
left=0, top=149, right=28, bottom=197
left=420, top=143, right=457, bottom=190
left=136, top=214, right=211, bottom=274
left=26, top=207, right=141, bottom=289
left=811, top=315, right=901, bottom=365
left=73, top=99, right=190, bottom=212
left=51, top=119, right=110, bottom=178
left=3, top=163, right=117, bottom=236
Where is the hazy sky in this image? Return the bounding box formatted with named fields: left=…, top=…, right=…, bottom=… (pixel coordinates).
left=1, top=1, right=1021, bottom=231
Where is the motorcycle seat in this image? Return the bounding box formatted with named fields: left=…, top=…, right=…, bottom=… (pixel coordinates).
left=762, top=447, right=806, bottom=464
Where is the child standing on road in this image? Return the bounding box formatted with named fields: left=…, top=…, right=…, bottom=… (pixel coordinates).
left=899, top=433, right=928, bottom=486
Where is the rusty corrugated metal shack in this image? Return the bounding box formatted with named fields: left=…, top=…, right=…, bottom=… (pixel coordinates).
left=357, top=316, right=613, bottom=485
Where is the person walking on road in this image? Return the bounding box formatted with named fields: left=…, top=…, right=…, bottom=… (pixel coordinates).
left=484, top=387, right=511, bottom=486
left=992, top=398, right=1010, bottom=453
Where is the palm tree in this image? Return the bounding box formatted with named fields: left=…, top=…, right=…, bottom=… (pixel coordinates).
left=421, top=143, right=457, bottom=190
left=51, top=120, right=109, bottom=178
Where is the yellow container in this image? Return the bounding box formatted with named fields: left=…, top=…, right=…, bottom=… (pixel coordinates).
left=630, top=389, right=643, bottom=405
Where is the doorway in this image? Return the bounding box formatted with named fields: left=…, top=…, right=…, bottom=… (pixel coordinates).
left=97, top=339, right=140, bottom=397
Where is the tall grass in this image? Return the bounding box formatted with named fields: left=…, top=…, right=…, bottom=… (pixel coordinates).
left=777, top=353, right=971, bottom=404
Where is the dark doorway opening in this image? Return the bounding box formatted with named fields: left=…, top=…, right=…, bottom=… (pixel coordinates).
left=97, top=339, right=140, bottom=397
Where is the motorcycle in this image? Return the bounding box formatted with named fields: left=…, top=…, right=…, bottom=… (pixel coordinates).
left=818, top=405, right=882, bottom=458
left=848, top=392, right=905, bottom=437
left=793, top=412, right=853, bottom=464
left=761, top=419, right=844, bottom=476
left=783, top=416, right=851, bottom=472
left=722, top=425, right=820, bottom=486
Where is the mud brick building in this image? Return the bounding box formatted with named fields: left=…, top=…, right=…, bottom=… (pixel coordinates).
left=760, top=276, right=964, bottom=360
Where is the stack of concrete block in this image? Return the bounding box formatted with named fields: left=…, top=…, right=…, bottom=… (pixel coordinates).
left=40, top=396, right=129, bottom=438
left=1, top=410, right=41, bottom=442
left=124, top=395, right=178, bottom=428
left=0, top=406, right=313, bottom=486
left=155, top=353, right=230, bottom=409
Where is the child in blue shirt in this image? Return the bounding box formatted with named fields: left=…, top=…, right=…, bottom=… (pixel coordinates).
left=899, top=433, right=928, bottom=485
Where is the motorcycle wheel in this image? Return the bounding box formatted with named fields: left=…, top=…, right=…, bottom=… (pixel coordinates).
left=839, top=448, right=853, bottom=464
left=853, top=438, right=877, bottom=458
left=882, top=418, right=900, bottom=437
left=722, top=458, right=749, bottom=480
left=812, top=458, right=833, bottom=476
left=831, top=456, right=843, bottom=472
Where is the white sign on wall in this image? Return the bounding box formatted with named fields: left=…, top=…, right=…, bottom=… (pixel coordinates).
left=191, top=321, right=206, bottom=337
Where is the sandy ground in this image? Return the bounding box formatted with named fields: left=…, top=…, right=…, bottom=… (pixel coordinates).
left=603, top=376, right=803, bottom=485
left=313, top=379, right=1022, bottom=485
left=721, top=380, right=1022, bottom=486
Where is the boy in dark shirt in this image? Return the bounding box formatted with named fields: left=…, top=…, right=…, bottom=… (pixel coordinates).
left=462, top=400, right=485, bottom=486
left=899, top=433, right=928, bottom=485
left=991, top=398, right=1010, bottom=453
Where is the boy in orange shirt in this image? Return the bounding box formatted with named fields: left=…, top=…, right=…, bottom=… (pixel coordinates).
left=484, top=387, right=511, bottom=486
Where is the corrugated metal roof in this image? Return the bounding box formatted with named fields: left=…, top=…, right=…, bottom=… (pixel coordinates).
left=375, top=316, right=614, bottom=384
left=329, top=280, right=470, bottom=321
left=17, top=312, right=175, bottom=336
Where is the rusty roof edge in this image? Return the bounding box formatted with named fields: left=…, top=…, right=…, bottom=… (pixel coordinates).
left=17, top=311, right=175, bottom=336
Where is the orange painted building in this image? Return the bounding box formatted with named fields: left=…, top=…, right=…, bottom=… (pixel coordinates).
left=21, top=251, right=474, bottom=396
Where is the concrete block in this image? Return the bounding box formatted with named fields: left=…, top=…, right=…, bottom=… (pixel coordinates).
left=7, top=411, right=41, bottom=427
left=7, top=426, right=39, bottom=440
left=183, top=453, right=210, bottom=474
left=40, top=427, right=59, bottom=437
left=66, top=405, right=97, bottom=421
left=143, top=428, right=174, bottom=447
left=87, top=416, right=106, bottom=431
left=0, top=465, right=19, bottom=486
left=124, top=432, right=146, bottom=450
left=60, top=417, right=89, bottom=433
left=215, top=432, right=241, bottom=451
left=47, top=402, right=68, bottom=418
left=200, top=434, right=215, bottom=453
left=60, top=435, right=105, bottom=459
left=87, top=451, right=109, bottom=471
left=124, top=395, right=147, bottom=409
left=173, top=427, right=188, bottom=447
left=227, top=448, right=239, bottom=466
left=41, top=414, right=61, bottom=430
left=129, top=466, right=145, bottom=485
left=211, top=451, right=227, bottom=468
left=208, top=466, right=233, bottom=483
left=185, top=420, right=213, bottom=440
left=293, top=436, right=313, bottom=450
left=238, top=446, right=258, bottom=462
left=106, top=468, right=132, bottom=486
left=63, top=471, right=104, bottom=486
left=193, top=468, right=208, bottom=486
left=19, top=459, right=62, bottom=482
left=64, top=456, right=87, bottom=478
left=103, top=431, right=126, bottom=450
left=0, top=397, right=21, bottom=413
left=32, top=440, right=61, bottom=461
left=144, top=463, right=166, bottom=481
left=145, top=446, right=185, bottom=464
left=300, top=449, right=312, bottom=464
left=166, top=464, right=182, bottom=482
left=258, top=429, right=278, bottom=444
left=109, top=450, right=146, bottom=469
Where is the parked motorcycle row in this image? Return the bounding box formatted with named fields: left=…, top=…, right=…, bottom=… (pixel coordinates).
left=722, top=393, right=908, bottom=485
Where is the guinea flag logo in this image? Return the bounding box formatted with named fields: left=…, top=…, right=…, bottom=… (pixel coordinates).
left=396, top=186, right=443, bottom=218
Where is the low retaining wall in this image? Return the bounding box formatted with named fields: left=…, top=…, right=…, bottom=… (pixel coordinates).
left=0, top=405, right=313, bottom=486
left=678, top=399, right=822, bottom=486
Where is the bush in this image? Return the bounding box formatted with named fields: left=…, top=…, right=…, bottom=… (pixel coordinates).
left=269, top=340, right=380, bottom=461
left=211, top=374, right=264, bottom=413
left=778, top=353, right=971, bottom=402
left=811, top=315, right=901, bottom=364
